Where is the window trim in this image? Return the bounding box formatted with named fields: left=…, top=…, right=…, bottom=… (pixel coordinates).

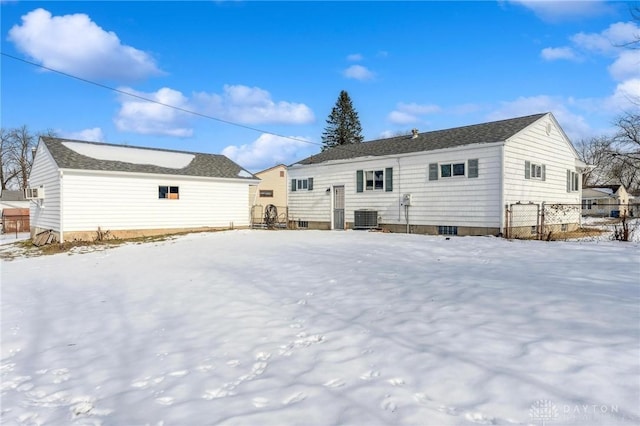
left=440, top=162, right=466, bottom=178
left=430, top=160, right=476, bottom=180
left=159, top=185, right=179, bottom=200
left=356, top=168, right=393, bottom=192
left=365, top=169, right=385, bottom=191
left=259, top=189, right=274, bottom=197
left=291, top=178, right=313, bottom=192
left=525, top=160, right=546, bottom=181
left=567, top=170, right=579, bottom=192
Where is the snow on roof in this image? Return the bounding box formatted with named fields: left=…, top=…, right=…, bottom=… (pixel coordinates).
left=237, top=170, right=253, bottom=178
left=592, top=187, right=614, bottom=196
left=62, top=141, right=194, bottom=169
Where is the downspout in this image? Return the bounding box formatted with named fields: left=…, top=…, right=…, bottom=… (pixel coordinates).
left=59, top=170, right=64, bottom=243
left=397, top=157, right=402, bottom=222
left=251, top=180, right=260, bottom=227
left=499, top=143, right=505, bottom=236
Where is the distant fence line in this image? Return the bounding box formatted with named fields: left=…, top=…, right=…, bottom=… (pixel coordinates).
left=505, top=202, right=639, bottom=240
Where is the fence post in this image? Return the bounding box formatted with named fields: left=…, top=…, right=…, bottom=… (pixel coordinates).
left=504, top=204, right=509, bottom=239
left=540, top=202, right=545, bottom=240
left=286, top=206, right=290, bottom=229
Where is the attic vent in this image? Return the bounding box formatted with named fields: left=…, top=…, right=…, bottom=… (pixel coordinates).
left=411, top=128, right=419, bottom=139
left=354, top=210, right=378, bottom=229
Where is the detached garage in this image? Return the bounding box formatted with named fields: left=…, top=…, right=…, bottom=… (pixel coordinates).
left=2, top=208, right=30, bottom=233
left=28, top=137, right=259, bottom=242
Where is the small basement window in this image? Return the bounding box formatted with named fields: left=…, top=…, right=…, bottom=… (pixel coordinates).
left=438, top=226, right=458, bottom=235
left=159, top=186, right=179, bottom=199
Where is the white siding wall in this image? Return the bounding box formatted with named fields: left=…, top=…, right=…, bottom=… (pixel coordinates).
left=289, top=143, right=503, bottom=228
left=504, top=116, right=581, bottom=205
left=28, top=143, right=61, bottom=232
left=62, top=171, right=252, bottom=232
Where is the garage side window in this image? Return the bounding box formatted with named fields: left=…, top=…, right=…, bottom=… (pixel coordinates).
left=159, top=186, right=179, bottom=199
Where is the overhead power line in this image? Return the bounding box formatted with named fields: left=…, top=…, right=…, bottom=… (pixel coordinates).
left=1, top=51, right=387, bottom=163
left=0, top=51, right=322, bottom=148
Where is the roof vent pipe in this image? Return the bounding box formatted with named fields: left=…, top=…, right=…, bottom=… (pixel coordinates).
left=411, top=128, right=419, bottom=139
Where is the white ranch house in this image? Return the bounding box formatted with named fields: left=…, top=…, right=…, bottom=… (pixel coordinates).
left=28, top=137, right=258, bottom=242
left=288, top=113, right=587, bottom=236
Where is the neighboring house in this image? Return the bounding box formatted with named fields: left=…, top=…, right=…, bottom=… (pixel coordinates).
left=0, top=189, right=29, bottom=211
left=28, top=137, right=259, bottom=242
left=582, top=185, right=631, bottom=217
left=2, top=208, right=30, bottom=233
left=630, top=190, right=640, bottom=217
left=0, top=190, right=29, bottom=233
left=249, top=164, right=288, bottom=224
left=288, top=112, right=587, bottom=236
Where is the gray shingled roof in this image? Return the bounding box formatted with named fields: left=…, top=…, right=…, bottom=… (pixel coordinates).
left=40, top=137, right=257, bottom=180
left=0, top=190, right=27, bottom=201
left=295, top=113, right=548, bottom=165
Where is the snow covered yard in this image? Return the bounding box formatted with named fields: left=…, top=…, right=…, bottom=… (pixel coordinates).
left=1, top=230, right=638, bottom=426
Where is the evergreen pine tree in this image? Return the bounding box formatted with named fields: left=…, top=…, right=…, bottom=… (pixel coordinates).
left=321, top=90, right=364, bottom=152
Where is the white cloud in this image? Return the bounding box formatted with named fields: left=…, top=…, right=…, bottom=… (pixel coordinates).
left=377, top=51, right=389, bottom=58
left=541, top=47, right=579, bottom=61
left=62, top=127, right=105, bottom=142
left=542, top=22, right=640, bottom=65
left=540, top=21, right=639, bottom=122
left=343, top=65, right=374, bottom=81
left=387, top=102, right=441, bottom=124
left=604, top=78, right=640, bottom=111
left=508, top=0, right=614, bottom=22
left=8, top=8, right=162, bottom=81
left=387, top=111, right=419, bottom=125
left=608, top=50, right=640, bottom=82
left=194, top=85, right=314, bottom=125
left=113, top=84, right=314, bottom=136
left=397, top=102, right=441, bottom=115
left=565, top=22, right=640, bottom=80
left=222, top=133, right=313, bottom=171
left=114, top=87, right=193, bottom=137
left=488, top=96, right=592, bottom=142
left=346, top=53, right=363, bottom=61
left=572, top=22, right=639, bottom=55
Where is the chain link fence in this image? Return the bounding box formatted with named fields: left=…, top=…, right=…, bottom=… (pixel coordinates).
left=506, top=202, right=639, bottom=240
left=505, top=202, right=540, bottom=239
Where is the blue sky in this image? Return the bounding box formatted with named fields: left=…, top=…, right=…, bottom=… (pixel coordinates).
left=1, top=1, right=639, bottom=172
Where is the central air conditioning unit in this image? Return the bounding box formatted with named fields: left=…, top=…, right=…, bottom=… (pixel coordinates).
left=354, top=210, right=378, bottom=229
left=24, top=187, right=45, bottom=200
